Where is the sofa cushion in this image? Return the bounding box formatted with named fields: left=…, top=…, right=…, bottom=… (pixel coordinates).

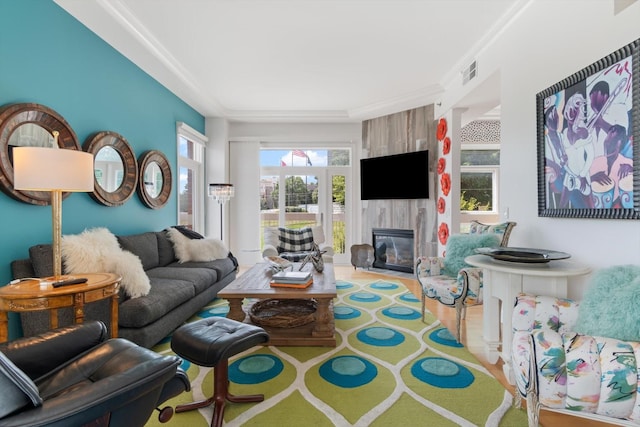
left=167, top=257, right=236, bottom=281
left=156, top=231, right=176, bottom=267
left=28, top=244, right=54, bottom=278
left=277, top=227, right=314, bottom=253
left=118, top=278, right=196, bottom=328
left=147, top=267, right=217, bottom=294
left=117, top=232, right=160, bottom=271
left=0, top=351, right=42, bottom=418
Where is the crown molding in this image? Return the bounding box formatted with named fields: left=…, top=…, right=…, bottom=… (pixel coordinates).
left=57, top=0, right=521, bottom=123
left=223, top=109, right=355, bottom=123
left=61, top=0, right=227, bottom=117
left=439, top=0, right=533, bottom=90
left=348, top=84, right=444, bottom=120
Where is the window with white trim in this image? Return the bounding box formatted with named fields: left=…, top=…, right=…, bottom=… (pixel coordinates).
left=177, top=122, right=206, bottom=234
left=460, top=147, right=499, bottom=212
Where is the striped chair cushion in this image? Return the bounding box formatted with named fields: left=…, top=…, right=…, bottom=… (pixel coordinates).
left=277, top=227, right=314, bottom=253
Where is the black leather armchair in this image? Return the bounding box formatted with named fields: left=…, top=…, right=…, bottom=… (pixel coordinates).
left=0, top=321, right=189, bottom=427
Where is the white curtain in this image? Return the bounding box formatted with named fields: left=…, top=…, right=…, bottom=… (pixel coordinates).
left=229, top=140, right=261, bottom=266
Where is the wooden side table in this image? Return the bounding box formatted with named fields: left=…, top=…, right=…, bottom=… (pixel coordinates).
left=0, top=272, right=121, bottom=342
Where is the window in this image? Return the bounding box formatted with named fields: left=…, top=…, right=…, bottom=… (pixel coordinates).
left=259, top=147, right=351, bottom=260
left=177, top=122, right=206, bottom=234
left=460, top=147, right=499, bottom=213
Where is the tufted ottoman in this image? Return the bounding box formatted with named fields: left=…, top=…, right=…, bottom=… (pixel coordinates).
left=171, top=317, right=269, bottom=427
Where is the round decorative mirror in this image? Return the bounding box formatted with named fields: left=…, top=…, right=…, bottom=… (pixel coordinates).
left=83, top=131, right=138, bottom=207
left=137, top=150, right=171, bottom=209
left=0, top=103, right=81, bottom=205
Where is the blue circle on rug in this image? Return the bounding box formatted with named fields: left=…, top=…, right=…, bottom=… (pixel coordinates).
left=336, top=281, right=354, bottom=289
left=319, top=356, right=377, bottom=388
left=197, top=306, right=229, bottom=318
left=334, top=305, right=361, bottom=319
left=370, top=282, right=398, bottom=290
left=229, top=354, right=283, bottom=384
left=349, top=292, right=381, bottom=303
left=429, top=328, right=464, bottom=348
left=381, top=306, right=421, bottom=320
left=179, top=359, right=192, bottom=372
left=411, top=357, right=474, bottom=388
left=357, top=327, right=404, bottom=346
left=400, top=293, right=420, bottom=303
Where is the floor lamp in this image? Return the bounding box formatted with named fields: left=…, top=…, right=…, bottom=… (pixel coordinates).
left=13, top=145, right=94, bottom=281
left=208, top=183, right=234, bottom=240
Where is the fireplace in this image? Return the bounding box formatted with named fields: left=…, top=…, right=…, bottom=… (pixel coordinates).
left=372, top=228, right=414, bottom=273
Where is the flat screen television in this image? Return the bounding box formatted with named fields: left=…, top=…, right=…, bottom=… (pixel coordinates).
left=360, top=150, right=429, bottom=200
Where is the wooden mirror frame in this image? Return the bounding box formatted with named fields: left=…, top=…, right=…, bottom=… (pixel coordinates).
left=0, top=103, right=81, bottom=205
left=137, top=150, right=172, bottom=209
left=83, top=131, right=138, bottom=207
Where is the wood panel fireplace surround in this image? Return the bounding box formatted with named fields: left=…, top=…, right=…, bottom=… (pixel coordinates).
left=372, top=228, right=414, bottom=273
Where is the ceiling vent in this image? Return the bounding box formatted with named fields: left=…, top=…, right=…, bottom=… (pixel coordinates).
left=462, top=60, right=477, bottom=85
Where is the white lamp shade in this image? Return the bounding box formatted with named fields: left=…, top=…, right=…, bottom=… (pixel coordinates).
left=13, top=147, right=94, bottom=192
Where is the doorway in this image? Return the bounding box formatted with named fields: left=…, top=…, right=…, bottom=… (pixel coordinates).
left=260, top=148, right=350, bottom=264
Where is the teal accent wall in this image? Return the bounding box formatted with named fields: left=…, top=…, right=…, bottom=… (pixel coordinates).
left=0, top=0, right=205, bottom=338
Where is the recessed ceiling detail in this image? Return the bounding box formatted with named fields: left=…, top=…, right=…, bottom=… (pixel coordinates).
left=55, top=0, right=528, bottom=122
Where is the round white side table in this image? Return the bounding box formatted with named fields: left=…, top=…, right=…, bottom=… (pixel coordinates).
left=465, top=254, right=590, bottom=384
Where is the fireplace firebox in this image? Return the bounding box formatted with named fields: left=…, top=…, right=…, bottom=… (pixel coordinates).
left=372, top=228, right=414, bottom=273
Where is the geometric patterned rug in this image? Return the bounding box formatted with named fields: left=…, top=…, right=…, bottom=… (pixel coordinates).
left=147, top=278, right=527, bottom=426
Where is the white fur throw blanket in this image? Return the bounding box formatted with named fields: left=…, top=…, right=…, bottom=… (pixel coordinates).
left=166, top=227, right=229, bottom=263
left=61, top=227, right=150, bottom=298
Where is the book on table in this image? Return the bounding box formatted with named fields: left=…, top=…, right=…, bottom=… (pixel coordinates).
left=270, top=277, right=313, bottom=288
left=270, top=271, right=313, bottom=288
left=271, top=271, right=311, bottom=283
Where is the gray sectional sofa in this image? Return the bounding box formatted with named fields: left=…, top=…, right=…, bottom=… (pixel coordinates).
left=11, top=229, right=237, bottom=348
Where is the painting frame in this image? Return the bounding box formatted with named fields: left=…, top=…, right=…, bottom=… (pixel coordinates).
left=536, top=38, right=640, bottom=219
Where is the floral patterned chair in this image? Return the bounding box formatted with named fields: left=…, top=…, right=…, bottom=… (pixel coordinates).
left=512, top=285, right=640, bottom=426
left=415, top=221, right=516, bottom=342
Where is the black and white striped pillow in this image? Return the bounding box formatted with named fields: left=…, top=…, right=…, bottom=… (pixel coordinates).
left=277, top=227, right=314, bottom=253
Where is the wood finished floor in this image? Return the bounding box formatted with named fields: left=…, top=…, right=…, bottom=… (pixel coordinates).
left=242, top=264, right=618, bottom=427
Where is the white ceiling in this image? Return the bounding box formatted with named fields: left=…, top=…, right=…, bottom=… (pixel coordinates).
left=56, top=0, right=525, bottom=123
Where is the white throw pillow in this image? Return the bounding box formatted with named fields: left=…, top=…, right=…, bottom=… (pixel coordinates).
left=62, top=227, right=150, bottom=298
left=167, top=228, right=229, bottom=263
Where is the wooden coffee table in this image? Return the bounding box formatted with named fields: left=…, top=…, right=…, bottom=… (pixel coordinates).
left=218, top=262, right=336, bottom=346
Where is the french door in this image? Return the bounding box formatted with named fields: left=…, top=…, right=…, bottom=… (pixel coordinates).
left=260, top=167, right=349, bottom=264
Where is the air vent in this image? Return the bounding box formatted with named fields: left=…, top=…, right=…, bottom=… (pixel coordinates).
left=462, top=60, right=477, bottom=85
